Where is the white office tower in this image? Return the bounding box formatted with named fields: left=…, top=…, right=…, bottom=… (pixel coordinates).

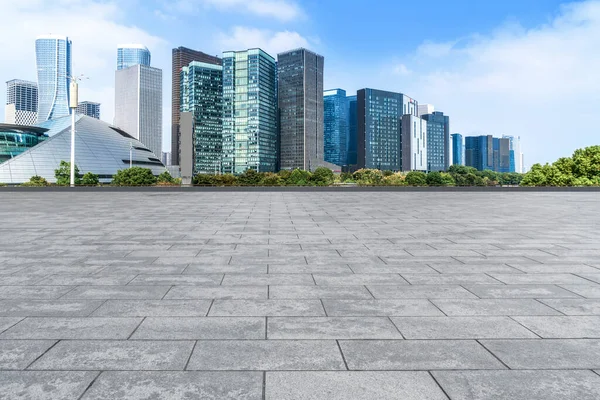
left=114, top=64, right=163, bottom=158
left=401, top=114, right=428, bottom=172
left=5, top=80, right=38, bottom=125
left=418, top=104, right=434, bottom=117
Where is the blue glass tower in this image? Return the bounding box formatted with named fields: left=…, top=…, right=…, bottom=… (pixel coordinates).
left=465, top=135, right=510, bottom=172
left=347, top=95, right=357, bottom=166
left=35, top=35, right=72, bottom=123
left=451, top=133, right=463, bottom=165
left=421, top=111, right=450, bottom=172
left=323, top=89, right=348, bottom=166
left=117, top=45, right=151, bottom=70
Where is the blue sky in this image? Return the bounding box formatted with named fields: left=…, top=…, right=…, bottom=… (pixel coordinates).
left=2, top=0, right=599, bottom=167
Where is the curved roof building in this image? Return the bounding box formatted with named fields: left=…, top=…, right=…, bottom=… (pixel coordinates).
left=0, top=115, right=166, bottom=184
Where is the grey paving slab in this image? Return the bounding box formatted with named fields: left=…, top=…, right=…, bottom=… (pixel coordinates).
left=30, top=340, right=195, bottom=370
left=0, top=300, right=104, bottom=317
left=348, top=264, right=438, bottom=274
left=322, top=299, right=444, bottom=316
left=269, top=285, right=373, bottom=299
left=164, top=285, right=268, bottom=300
left=96, top=265, right=187, bottom=274
left=464, top=284, right=582, bottom=298
left=539, top=298, right=600, bottom=315
left=0, top=340, right=56, bottom=370
left=81, top=371, right=263, bottom=400
left=432, top=299, right=561, bottom=316
left=432, top=370, right=600, bottom=400
left=368, top=285, right=478, bottom=299
left=221, top=274, right=315, bottom=285
left=267, top=317, right=403, bottom=339
left=508, top=264, right=600, bottom=274
left=0, top=286, right=73, bottom=300
left=401, top=273, right=503, bottom=285
left=0, top=317, right=22, bottom=333
left=560, top=284, right=600, bottom=298
left=481, top=339, right=600, bottom=369
left=489, top=273, right=594, bottom=285
left=0, top=371, right=98, bottom=399
left=209, top=300, right=325, bottom=316
left=62, top=285, right=171, bottom=299
left=184, top=264, right=267, bottom=274
left=128, top=274, right=224, bottom=285
left=131, top=317, right=265, bottom=339
left=512, top=316, right=600, bottom=338
left=0, top=317, right=142, bottom=340
left=392, top=316, right=539, bottom=339
left=426, top=264, right=522, bottom=274
left=268, top=265, right=354, bottom=274
left=312, top=274, right=408, bottom=286
left=91, top=300, right=212, bottom=317
left=342, top=338, right=506, bottom=370
left=266, top=371, right=448, bottom=400
left=187, top=340, right=345, bottom=371
left=0, top=275, right=45, bottom=285
left=34, top=275, right=136, bottom=286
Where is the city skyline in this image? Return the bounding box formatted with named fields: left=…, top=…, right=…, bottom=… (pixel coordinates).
left=1, top=0, right=599, bottom=166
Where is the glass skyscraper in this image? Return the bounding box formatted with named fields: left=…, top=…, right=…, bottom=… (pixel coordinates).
left=451, top=133, right=463, bottom=166
left=502, top=135, right=522, bottom=173
left=357, top=88, right=418, bottom=171
left=323, top=89, right=348, bottom=166
left=76, top=101, right=100, bottom=119
left=5, top=80, right=38, bottom=125
left=278, top=48, right=325, bottom=171
left=222, top=49, right=277, bottom=174
left=347, top=95, right=357, bottom=166
left=465, top=135, right=510, bottom=172
left=35, top=35, right=72, bottom=123
left=421, top=111, right=450, bottom=172
left=117, top=45, right=151, bottom=70
left=180, top=61, right=223, bottom=175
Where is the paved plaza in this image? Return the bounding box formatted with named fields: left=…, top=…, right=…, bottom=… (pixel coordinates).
left=1, top=190, right=600, bottom=399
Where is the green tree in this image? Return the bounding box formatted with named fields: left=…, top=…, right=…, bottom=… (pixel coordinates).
left=213, top=174, right=238, bottom=186
left=405, top=171, right=427, bottom=186
left=238, top=169, right=264, bottom=185
left=353, top=169, right=384, bottom=185
left=440, top=172, right=456, bottom=186
left=382, top=170, right=394, bottom=177
left=193, top=174, right=216, bottom=185
left=21, top=176, right=49, bottom=187
left=157, top=171, right=174, bottom=184
left=448, top=165, right=478, bottom=175
left=480, top=170, right=499, bottom=184
left=310, top=167, right=334, bottom=186
left=287, top=169, right=312, bottom=185
left=81, top=172, right=99, bottom=186
left=572, top=146, right=600, bottom=179
left=54, top=161, right=81, bottom=186
left=112, top=167, right=157, bottom=186
left=520, top=164, right=547, bottom=186
left=260, top=172, right=283, bottom=186
left=277, top=170, right=292, bottom=182
left=340, top=172, right=353, bottom=182
left=425, top=171, right=445, bottom=186
left=383, top=173, right=406, bottom=186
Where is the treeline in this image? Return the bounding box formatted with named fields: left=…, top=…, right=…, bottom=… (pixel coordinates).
left=520, top=146, right=600, bottom=186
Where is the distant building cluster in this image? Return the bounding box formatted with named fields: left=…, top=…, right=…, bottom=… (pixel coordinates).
left=2, top=36, right=526, bottom=183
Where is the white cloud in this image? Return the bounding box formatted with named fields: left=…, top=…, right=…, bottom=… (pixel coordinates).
left=363, top=0, right=600, bottom=166
left=392, top=64, right=412, bottom=76
left=170, top=0, right=303, bottom=21
left=0, top=0, right=169, bottom=151
left=217, top=27, right=311, bottom=56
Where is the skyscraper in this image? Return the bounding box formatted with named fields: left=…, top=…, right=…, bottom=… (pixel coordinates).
left=180, top=61, right=223, bottom=175
left=222, top=48, right=277, bottom=173
left=451, top=133, right=463, bottom=166
left=5, top=80, right=38, bottom=125
left=35, top=35, right=72, bottom=123
left=357, top=88, right=418, bottom=171
left=278, top=48, right=325, bottom=171
left=347, top=95, right=357, bottom=166
left=171, top=47, right=221, bottom=166
left=76, top=101, right=100, bottom=119
left=401, top=114, right=427, bottom=172
left=323, top=89, right=348, bottom=166
left=465, top=135, right=510, bottom=172
left=502, top=135, right=522, bottom=173
left=421, top=111, right=450, bottom=172
left=418, top=104, right=434, bottom=117
left=117, top=44, right=151, bottom=70
left=114, top=64, right=163, bottom=157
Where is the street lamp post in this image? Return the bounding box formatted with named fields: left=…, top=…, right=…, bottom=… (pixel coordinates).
left=69, top=80, right=78, bottom=187
left=130, top=142, right=133, bottom=169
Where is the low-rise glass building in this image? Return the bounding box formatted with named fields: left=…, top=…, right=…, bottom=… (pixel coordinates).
left=0, top=124, right=48, bottom=163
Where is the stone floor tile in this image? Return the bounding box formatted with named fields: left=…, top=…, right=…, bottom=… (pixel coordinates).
left=221, top=274, right=315, bottom=286
left=391, top=316, right=539, bottom=339
left=267, top=317, right=403, bottom=339
left=209, top=300, right=325, bottom=316
left=268, top=265, right=353, bottom=274
left=432, top=370, right=600, bottom=400
left=490, top=273, right=594, bottom=285
left=512, top=316, right=600, bottom=338
left=401, top=274, right=503, bottom=285
left=464, top=284, right=581, bottom=298
left=432, top=299, right=561, bottom=316
left=0, top=286, right=73, bottom=300
left=30, top=340, right=195, bottom=370
left=265, top=371, right=448, bottom=400
left=128, top=274, right=224, bottom=285
left=322, top=299, right=444, bottom=316
left=559, top=285, right=600, bottom=298
left=0, top=317, right=142, bottom=340
left=0, top=300, right=103, bottom=317
left=269, top=285, right=373, bottom=299
left=81, top=371, right=263, bottom=400
left=339, top=340, right=504, bottom=370
left=481, top=339, right=600, bottom=369
left=91, top=300, right=212, bottom=317
left=0, top=371, right=98, bottom=399
left=187, top=340, right=345, bottom=371
left=184, top=264, right=267, bottom=274
left=367, top=285, right=477, bottom=299
left=131, top=317, right=265, bottom=339
left=508, top=264, right=600, bottom=274
left=0, top=340, right=56, bottom=369
left=34, top=275, right=137, bottom=286
left=62, top=286, right=171, bottom=300
left=312, top=274, right=408, bottom=286
left=0, top=317, right=23, bottom=332
left=539, top=298, right=600, bottom=315
left=164, top=285, right=268, bottom=300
